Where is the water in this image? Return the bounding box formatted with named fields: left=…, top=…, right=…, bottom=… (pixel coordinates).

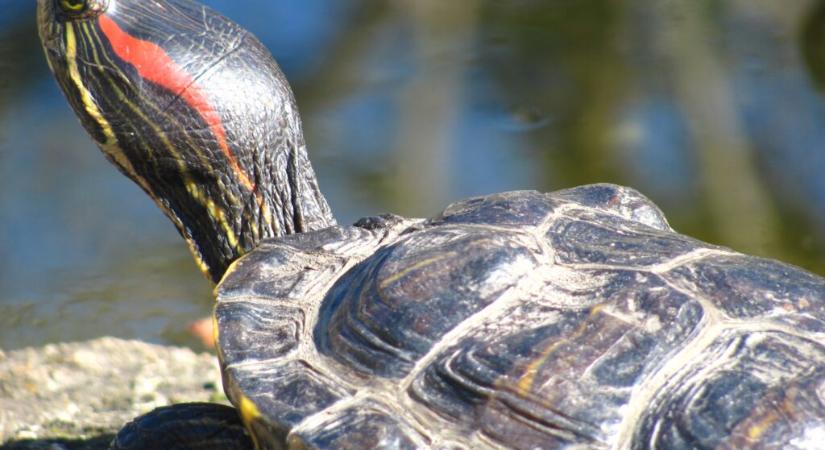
left=2, top=0, right=825, bottom=350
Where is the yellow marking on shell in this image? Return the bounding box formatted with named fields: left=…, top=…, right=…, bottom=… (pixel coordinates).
left=238, top=395, right=263, bottom=450
left=377, top=253, right=453, bottom=291
left=746, top=421, right=768, bottom=442
left=745, top=406, right=782, bottom=442
left=211, top=312, right=220, bottom=352
left=239, top=395, right=262, bottom=423
left=516, top=304, right=604, bottom=396
left=217, top=254, right=243, bottom=288
left=66, top=25, right=148, bottom=192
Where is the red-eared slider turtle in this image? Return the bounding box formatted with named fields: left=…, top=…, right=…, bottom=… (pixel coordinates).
left=38, top=0, right=825, bottom=448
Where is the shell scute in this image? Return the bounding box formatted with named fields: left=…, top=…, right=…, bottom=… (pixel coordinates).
left=288, top=400, right=427, bottom=450
left=432, top=190, right=559, bottom=228
left=219, top=243, right=343, bottom=302
left=553, top=183, right=671, bottom=231
left=219, top=225, right=388, bottom=301
left=316, top=226, right=542, bottom=379
left=216, top=300, right=303, bottom=364
left=634, top=333, right=825, bottom=449
left=214, top=186, right=825, bottom=448
left=409, top=270, right=705, bottom=448
left=549, top=213, right=705, bottom=267
left=407, top=312, right=588, bottom=431
left=718, top=367, right=825, bottom=450
left=668, top=254, right=825, bottom=330
left=224, top=360, right=352, bottom=445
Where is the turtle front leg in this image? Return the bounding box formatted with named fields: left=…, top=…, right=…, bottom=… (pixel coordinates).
left=109, top=403, right=253, bottom=450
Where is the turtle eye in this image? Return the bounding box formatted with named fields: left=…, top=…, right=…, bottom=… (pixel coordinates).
left=58, top=0, right=87, bottom=14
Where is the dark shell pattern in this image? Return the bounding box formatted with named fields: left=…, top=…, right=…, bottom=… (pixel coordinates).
left=215, top=184, right=825, bottom=450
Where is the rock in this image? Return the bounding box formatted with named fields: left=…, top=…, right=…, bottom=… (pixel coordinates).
left=0, top=338, right=226, bottom=450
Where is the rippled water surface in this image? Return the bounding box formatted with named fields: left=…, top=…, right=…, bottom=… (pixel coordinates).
left=2, top=0, right=825, bottom=350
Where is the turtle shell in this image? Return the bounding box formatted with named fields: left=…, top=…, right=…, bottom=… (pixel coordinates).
left=215, top=184, right=825, bottom=450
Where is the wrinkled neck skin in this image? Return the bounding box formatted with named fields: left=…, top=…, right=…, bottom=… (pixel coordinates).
left=135, top=38, right=340, bottom=282
left=214, top=104, right=337, bottom=279
left=148, top=68, right=337, bottom=283
left=37, top=0, right=336, bottom=282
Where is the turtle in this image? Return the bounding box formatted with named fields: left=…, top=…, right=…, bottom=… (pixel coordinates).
left=37, top=0, right=825, bottom=449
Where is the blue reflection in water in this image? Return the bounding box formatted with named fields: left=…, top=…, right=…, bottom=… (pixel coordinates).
left=739, top=71, right=825, bottom=225
left=206, top=0, right=354, bottom=76
left=617, top=98, right=696, bottom=205
left=723, top=6, right=825, bottom=228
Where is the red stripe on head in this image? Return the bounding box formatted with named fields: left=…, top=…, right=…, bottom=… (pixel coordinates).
left=98, top=14, right=255, bottom=191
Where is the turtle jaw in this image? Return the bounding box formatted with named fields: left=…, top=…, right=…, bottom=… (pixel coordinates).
left=36, top=0, right=60, bottom=59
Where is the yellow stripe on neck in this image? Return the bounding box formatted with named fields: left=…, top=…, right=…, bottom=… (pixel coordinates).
left=67, top=24, right=243, bottom=276
left=65, top=25, right=147, bottom=192
left=186, top=180, right=241, bottom=251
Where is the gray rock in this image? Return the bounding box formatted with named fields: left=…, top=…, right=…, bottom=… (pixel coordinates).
left=0, top=338, right=225, bottom=450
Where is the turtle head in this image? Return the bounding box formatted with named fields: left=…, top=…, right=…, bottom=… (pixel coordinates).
left=38, top=0, right=335, bottom=282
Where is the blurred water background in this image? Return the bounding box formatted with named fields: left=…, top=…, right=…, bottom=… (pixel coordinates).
left=2, top=0, right=825, bottom=350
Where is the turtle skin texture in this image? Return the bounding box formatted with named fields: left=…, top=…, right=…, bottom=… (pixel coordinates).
left=215, top=184, right=825, bottom=450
